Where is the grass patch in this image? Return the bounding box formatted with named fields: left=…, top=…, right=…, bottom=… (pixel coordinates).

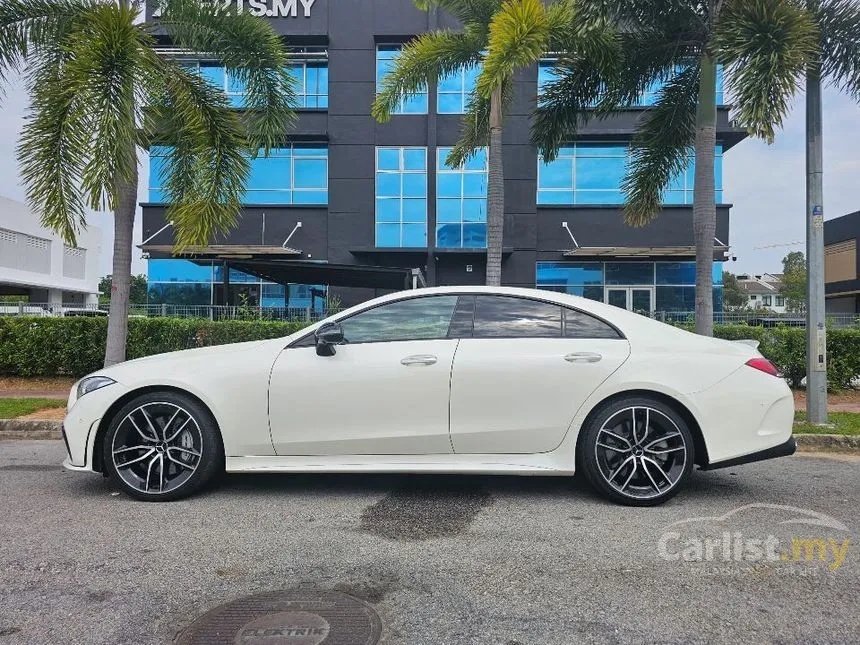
left=794, top=411, right=860, bottom=436
left=0, top=398, right=66, bottom=419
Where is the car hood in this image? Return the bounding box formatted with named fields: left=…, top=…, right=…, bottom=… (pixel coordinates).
left=94, top=338, right=282, bottom=385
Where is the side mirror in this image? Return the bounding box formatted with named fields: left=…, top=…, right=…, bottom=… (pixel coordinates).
left=315, top=323, right=344, bottom=356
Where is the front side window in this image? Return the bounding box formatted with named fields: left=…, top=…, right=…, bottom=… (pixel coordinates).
left=436, top=148, right=488, bottom=248
left=376, top=147, right=427, bottom=247
left=376, top=45, right=428, bottom=114
left=472, top=296, right=562, bottom=338
left=339, top=296, right=459, bottom=343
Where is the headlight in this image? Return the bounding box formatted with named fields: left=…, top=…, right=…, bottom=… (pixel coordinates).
left=76, top=376, right=117, bottom=399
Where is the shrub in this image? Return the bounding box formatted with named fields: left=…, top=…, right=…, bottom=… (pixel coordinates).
left=0, top=316, right=311, bottom=378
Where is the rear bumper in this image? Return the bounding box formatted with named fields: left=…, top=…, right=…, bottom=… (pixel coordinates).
left=700, top=436, right=797, bottom=471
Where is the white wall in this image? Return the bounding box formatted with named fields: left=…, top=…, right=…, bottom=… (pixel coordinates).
left=0, top=196, right=102, bottom=304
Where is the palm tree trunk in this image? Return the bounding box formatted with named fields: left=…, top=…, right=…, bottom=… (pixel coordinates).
left=692, top=54, right=717, bottom=337
left=485, top=86, right=504, bottom=286
left=104, top=157, right=138, bottom=367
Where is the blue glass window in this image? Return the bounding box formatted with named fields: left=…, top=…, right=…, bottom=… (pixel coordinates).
left=436, top=148, right=488, bottom=248
left=605, top=262, right=654, bottom=285
left=536, top=262, right=605, bottom=302
left=438, top=62, right=480, bottom=114
left=537, top=143, right=723, bottom=206
left=149, top=145, right=328, bottom=205
left=287, top=50, right=329, bottom=108
left=148, top=259, right=213, bottom=283
left=376, top=147, right=427, bottom=247
left=377, top=45, right=428, bottom=114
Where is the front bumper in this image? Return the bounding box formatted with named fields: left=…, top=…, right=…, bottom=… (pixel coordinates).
left=700, top=436, right=797, bottom=470
left=61, top=382, right=130, bottom=472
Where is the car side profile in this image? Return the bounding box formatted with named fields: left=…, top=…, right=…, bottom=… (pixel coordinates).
left=62, top=286, right=796, bottom=506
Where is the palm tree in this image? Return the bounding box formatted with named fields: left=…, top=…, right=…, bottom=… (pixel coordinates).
left=802, top=0, right=860, bottom=423
left=372, top=0, right=619, bottom=286
left=533, top=0, right=817, bottom=336
left=0, top=0, right=296, bottom=365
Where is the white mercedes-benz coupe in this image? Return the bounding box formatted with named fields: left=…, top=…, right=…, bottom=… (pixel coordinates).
left=62, top=286, right=796, bottom=506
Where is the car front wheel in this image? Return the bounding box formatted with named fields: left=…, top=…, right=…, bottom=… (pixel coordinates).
left=578, top=397, right=694, bottom=506
left=103, top=391, right=222, bottom=501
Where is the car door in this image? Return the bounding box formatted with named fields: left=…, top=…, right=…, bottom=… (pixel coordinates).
left=268, top=294, right=461, bottom=456
left=449, top=295, right=631, bottom=454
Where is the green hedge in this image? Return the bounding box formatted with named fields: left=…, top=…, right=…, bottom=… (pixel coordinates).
left=680, top=324, right=860, bottom=390
left=1, top=317, right=858, bottom=389
left=0, top=317, right=311, bottom=378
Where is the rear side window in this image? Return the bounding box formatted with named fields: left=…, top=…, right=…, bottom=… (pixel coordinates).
left=563, top=308, right=621, bottom=339
left=473, top=296, right=561, bottom=338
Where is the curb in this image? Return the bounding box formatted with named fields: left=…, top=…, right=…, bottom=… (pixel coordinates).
left=1, top=421, right=858, bottom=455
left=794, top=433, right=860, bottom=454
left=0, top=419, right=62, bottom=441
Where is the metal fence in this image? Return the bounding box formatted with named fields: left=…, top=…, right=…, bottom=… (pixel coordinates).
left=2, top=301, right=858, bottom=327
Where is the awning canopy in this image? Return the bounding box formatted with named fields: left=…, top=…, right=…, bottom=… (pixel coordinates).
left=142, top=244, right=302, bottom=259
left=563, top=245, right=729, bottom=258
left=227, top=260, right=420, bottom=290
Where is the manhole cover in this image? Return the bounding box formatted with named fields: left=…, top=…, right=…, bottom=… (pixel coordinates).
left=176, top=590, right=382, bottom=645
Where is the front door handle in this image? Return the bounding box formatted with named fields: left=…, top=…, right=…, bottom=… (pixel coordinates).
left=564, top=352, right=602, bottom=364
left=401, top=354, right=438, bottom=366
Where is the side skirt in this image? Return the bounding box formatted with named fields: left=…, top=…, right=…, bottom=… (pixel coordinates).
left=225, top=452, right=575, bottom=476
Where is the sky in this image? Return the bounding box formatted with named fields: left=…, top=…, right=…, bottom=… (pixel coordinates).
left=0, top=76, right=858, bottom=278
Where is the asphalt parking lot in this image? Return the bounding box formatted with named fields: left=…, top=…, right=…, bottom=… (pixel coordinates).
left=0, top=441, right=857, bottom=645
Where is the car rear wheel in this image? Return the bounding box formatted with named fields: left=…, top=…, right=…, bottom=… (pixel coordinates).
left=103, top=391, right=222, bottom=501
left=578, top=397, right=694, bottom=506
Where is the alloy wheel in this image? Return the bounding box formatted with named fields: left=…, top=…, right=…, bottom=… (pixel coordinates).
left=593, top=406, right=687, bottom=500
left=111, top=402, right=204, bottom=495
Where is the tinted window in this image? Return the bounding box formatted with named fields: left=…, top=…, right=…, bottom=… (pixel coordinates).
left=563, top=308, right=621, bottom=339
left=473, top=296, right=561, bottom=338
left=339, top=296, right=459, bottom=344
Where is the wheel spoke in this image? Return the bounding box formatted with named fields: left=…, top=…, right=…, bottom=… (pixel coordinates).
left=161, top=408, right=181, bottom=442
left=140, top=408, right=160, bottom=442
left=164, top=417, right=191, bottom=444
left=642, top=455, right=675, bottom=485
left=144, top=454, right=158, bottom=492
left=640, top=457, right=662, bottom=493
left=158, top=454, right=165, bottom=492
left=618, top=458, right=638, bottom=492
left=643, top=432, right=681, bottom=451
left=597, top=441, right=631, bottom=454
left=116, top=448, right=155, bottom=469
left=599, top=429, right=631, bottom=449
left=167, top=453, right=195, bottom=471
left=113, top=445, right=150, bottom=456
left=168, top=446, right=200, bottom=459
left=608, top=455, right=635, bottom=482
left=630, top=408, right=639, bottom=444
left=645, top=445, right=686, bottom=455
left=128, top=414, right=158, bottom=443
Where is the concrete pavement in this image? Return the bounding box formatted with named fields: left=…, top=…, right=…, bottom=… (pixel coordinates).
left=0, top=441, right=857, bottom=644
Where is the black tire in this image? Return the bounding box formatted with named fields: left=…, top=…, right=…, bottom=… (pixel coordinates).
left=578, top=396, right=694, bottom=506
left=103, top=391, right=223, bottom=502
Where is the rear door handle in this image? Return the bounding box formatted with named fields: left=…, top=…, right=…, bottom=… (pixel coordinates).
left=401, top=354, right=438, bottom=366
left=564, top=352, right=602, bottom=364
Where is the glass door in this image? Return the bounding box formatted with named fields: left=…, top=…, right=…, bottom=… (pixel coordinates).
left=606, top=289, right=628, bottom=310
left=605, top=287, right=654, bottom=314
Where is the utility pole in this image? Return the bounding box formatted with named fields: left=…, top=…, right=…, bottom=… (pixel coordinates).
left=805, top=3, right=828, bottom=425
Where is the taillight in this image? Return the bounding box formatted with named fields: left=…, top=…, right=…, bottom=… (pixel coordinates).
left=745, top=357, right=782, bottom=377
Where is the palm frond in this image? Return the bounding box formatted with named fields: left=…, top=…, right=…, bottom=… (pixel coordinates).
left=623, top=64, right=699, bottom=226
left=816, top=0, right=860, bottom=101
left=143, top=51, right=248, bottom=251
left=414, top=0, right=502, bottom=28
left=372, top=30, right=483, bottom=122
left=155, top=0, right=296, bottom=152
left=715, top=0, right=818, bottom=143
left=477, top=0, right=549, bottom=99
left=16, top=53, right=89, bottom=245
left=0, top=0, right=100, bottom=89
left=60, top=2, right=143, bottom=212
left=445, top=79, right=513, bottom=167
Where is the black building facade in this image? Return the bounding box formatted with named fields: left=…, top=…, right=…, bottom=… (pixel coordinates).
left=142, top=0, right=745, bottom=312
